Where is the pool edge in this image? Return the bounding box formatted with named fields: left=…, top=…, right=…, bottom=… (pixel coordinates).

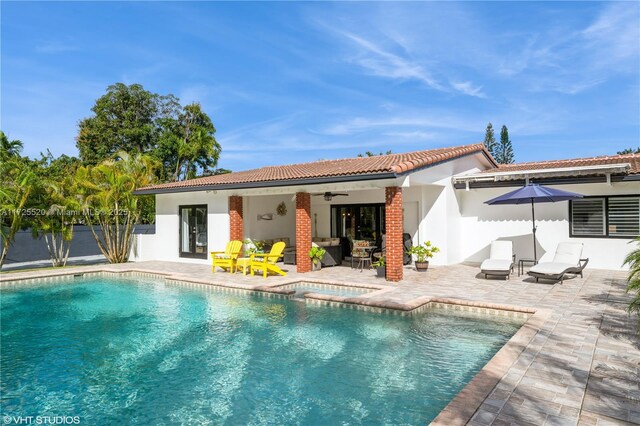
left=1, top=267, right=543, bottom=425
left=429, top=307, right=551, bottom=426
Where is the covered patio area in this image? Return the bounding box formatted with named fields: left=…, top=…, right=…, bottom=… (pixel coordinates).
left=230, top=181, right=419, bottom=282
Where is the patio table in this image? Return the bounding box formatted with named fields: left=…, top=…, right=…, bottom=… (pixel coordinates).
left=354, top=246, right=377, bottom=272
left=518, top=258, right=538, bottom=276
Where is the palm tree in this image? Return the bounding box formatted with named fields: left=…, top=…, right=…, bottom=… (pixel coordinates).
left=30, top=175, right=81, bottom=267
left=76, top=151, right=157, bottom=263
left=0, top=160, right=36, bottom=267
left=0, top=131, right=24, bottom=160
left=624, top=237, right=640, bottom=331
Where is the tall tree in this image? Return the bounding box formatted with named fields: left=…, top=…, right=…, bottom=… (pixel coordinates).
left=618, top=147, right=640, bottom=155
left=76, top=83, right=173, bottom=165
left=155, top=102, right=221, bottom=181
left=76, top=83, right=220, bottom=182
left=495, top=125, right=515, bottom=164
left=483, top=123, right=497, bottom=159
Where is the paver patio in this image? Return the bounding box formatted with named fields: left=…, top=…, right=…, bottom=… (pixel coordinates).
left=1, top=261, right=638, bottom=425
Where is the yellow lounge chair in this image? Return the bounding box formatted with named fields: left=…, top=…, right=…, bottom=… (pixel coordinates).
left=211, top=240, right=243, bottom=273
left=235, top=241, right=287, bottom=278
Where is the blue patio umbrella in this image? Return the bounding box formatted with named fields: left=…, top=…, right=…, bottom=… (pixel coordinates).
left=484, top=183, right=583, bottom=261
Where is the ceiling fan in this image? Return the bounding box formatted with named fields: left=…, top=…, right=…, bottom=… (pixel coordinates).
left=313, top=192, right=349, bottom=201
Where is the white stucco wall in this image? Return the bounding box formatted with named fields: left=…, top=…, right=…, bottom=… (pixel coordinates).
left=408, top=153, right=489, bottom=265
left=244, top=194, right=297, bottom=243
left=131, top=150, right=636, bottom=272
left=455, top=181, right=638, bottom=270
left=132, top=191, right=229, bottom=264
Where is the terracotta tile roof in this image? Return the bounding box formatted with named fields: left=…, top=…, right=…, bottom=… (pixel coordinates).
left=136, top=143, right=493, bottom=193
left=481, top=153, right=640, bottom=175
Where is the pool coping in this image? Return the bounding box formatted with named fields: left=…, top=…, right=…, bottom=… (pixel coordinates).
left=0, top=266, right=547, bottom=425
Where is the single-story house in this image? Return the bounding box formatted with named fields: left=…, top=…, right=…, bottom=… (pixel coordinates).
left=133, top=143, right=639, bottom=281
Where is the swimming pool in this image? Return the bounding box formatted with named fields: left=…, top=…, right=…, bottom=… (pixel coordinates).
left=1, top=275, right=523, bottom=424
left=278, top=281, right=377, bottom=299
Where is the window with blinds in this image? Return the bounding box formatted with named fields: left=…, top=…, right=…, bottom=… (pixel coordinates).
left=571, top=199, right=605, bottom=236
left=570, top=196, right=640, bottom=238
left=608, top=197, right=640, bottom=237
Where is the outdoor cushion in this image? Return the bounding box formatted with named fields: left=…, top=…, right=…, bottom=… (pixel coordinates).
left=312, top=237, right=340, bottom=247
left=274, top=237, right=290, bottom=246
left=489, top=241, right=513, bottom=261
left=480, top=259, right=512, bottom=272
left=529, top=262, right=575, bottom=275
left=552, top=242, right=583, bottom=265
left=352, top=240, right=369, bottom=258
left=480, top=240, right=513, bottom=277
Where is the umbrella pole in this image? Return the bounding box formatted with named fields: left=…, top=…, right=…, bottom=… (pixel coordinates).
left=531, top=199, right=537, bottom=261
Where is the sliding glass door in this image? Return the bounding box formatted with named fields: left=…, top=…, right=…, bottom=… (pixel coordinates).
left=179, top=205, right=207, bottom=259
left=330, top=204, right=385, bottom=241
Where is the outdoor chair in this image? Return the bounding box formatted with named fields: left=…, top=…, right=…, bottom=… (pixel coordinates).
left=528, top=242, right=589, bottom=284
left=210, top=240, right=243, bottom=273
left=480, top=240, right=515, bottom=280
left=235, top=242, right=287, bottom=278
left=351, top=240, right=370, bottom=270
left=373, top=235, right=385, bottom=262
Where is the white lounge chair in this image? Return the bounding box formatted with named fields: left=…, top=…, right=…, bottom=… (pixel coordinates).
left=528, top=242, right=589, bottom=284
left=480, top=241, right=515, bottom=280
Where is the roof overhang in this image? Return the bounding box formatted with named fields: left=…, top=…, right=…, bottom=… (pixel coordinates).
left=452, top=163, right=631, bottom=186
left=135, top=148, right=493, bottom=195
left=133, top=172, right=397, bottom=195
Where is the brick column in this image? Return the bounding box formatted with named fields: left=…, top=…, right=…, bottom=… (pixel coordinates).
left=385, top=186, right=403, bottom=282
left=295, top=192, right=312, bottom=273
left=229, top=195, right=243, bottom=241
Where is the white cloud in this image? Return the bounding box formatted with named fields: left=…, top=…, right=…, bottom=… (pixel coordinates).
left=340, top=31, right=446, bottom=91
left=497, top=2, right=639, bottom=94
left=582, top=2, right=640, bottom=66
left=319, top=114, right=483, bottom=136
left=316, top=14, right=488, bottom=98
left=450, top=81, right=486, bottom=98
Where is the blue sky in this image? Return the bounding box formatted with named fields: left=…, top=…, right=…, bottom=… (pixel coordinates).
left=2, top=1, right=639, bottom=171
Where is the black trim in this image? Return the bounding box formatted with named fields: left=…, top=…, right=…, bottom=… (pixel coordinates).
left=569, top=195, right=639, bottom=239
left=178, top=204, right=208, bottom=259
left=330, top=203, right=386, bottom=240
left=454, top=174, right=637, bottom=189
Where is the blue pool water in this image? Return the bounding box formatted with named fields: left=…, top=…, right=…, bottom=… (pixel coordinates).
left=1, top=277, right=523, bottom=425
left=282, top=282, right=374, bottom=298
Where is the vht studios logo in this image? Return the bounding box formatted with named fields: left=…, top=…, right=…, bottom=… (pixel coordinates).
left=3, top=416, right=80, bottom=425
